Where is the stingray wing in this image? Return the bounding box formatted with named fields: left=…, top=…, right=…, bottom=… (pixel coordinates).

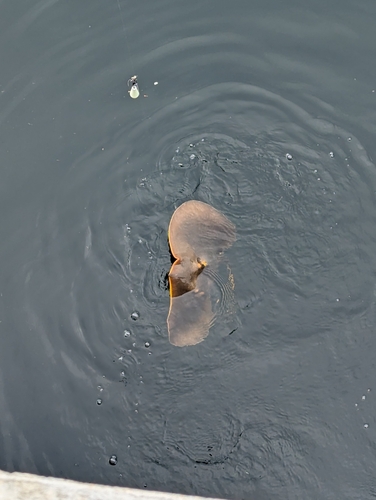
left=167, top=271, right=214, bottom=347
left=167, top=200, right=236, bottom=347
left=168, top=200, right=235, bottom=263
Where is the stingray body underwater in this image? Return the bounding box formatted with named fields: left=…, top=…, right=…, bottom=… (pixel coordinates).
left=167, top=200, right=236, bottom=347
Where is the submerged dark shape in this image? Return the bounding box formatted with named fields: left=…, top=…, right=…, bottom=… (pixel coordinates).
left=167, top=200, right=236, bottom=347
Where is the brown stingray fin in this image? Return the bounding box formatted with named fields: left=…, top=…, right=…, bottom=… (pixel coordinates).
left=168, top=200, right=235, bottom=264
left=167, top=272, right=214, bottom=346
left=167, top=201, right=236, bottom=347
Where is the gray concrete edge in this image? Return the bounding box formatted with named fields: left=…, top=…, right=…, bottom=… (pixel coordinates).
left=0, top=470, right=223, bottom=500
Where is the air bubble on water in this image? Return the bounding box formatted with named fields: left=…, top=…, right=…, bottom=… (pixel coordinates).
left=336, top=298, right=340, bottom=302
left=124, top=330, right=131, bottom=337
left=109, top=455, right=118, bottom=466
left=362, top=395, right=366, bottom=400
left=329, top=151, right=334, bottom=158
left=355, top=403, right=358, bottom=407
left=317, top=177, right=321, bottom=181
left=286, top=153, right=293, bottom=160
left=145, top=342, right=150, bottom=348
left=131, top=311, right=139, bottom=321
left=97, top=385, right=103, bottom=392
left=96, top=398, right=102, bottom=405
left=190, top=154, right=196, bottom=160
left=201, top=138, right=205, bottom=142
left=314, top=169, right=318, bottom=173
left=347, top=137, right=352, bottom=141
left=148, top=352, right=152, bottom=356
left=132, top=342, right=136, bottom=347
left=367, top=388, right=371, bottom=392
left=121, top=371, right=125, bottom=377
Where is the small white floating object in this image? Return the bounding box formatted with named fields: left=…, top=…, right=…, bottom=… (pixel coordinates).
left=154, top=81, right=158, bottom=85
left=127, top=75, right=140, bottom=99
left=129, top=84, right=140, bottom=99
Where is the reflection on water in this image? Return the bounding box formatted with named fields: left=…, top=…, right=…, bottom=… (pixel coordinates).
left=1, top=0, right=376, bottom=499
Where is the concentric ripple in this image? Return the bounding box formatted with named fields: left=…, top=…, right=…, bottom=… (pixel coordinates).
left=164, top=398, right=242, bottom=465
left=122, top=82, right=376, bottom=351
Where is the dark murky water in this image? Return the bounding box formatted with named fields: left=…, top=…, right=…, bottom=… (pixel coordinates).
left=1, top=0, right=376, bottom=499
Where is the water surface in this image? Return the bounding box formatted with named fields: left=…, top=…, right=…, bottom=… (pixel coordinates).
left=1, top=0, right=376, bottom=499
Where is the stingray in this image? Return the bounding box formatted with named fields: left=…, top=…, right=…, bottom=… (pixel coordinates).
left=167, top=200, right=236, bottom=347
